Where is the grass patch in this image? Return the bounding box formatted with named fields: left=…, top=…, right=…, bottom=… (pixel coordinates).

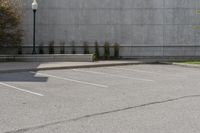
left=177, top=61, right=200, bottom=64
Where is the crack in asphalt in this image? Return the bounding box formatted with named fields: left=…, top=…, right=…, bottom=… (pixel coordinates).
left=4, top=94, right=200, bottom=133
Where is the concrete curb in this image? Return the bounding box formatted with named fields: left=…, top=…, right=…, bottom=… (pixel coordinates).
left=0, top=54, right=94, bottom=62
left=173, top=63, right=200, bottom=69
left=0, top=62, right=143, bottom=74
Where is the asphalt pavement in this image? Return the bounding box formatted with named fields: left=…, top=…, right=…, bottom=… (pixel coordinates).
left=1, top=64, right=200, bottom=133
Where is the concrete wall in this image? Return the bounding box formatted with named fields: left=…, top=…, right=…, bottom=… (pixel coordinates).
left=22, top=0, right=200, bottom=57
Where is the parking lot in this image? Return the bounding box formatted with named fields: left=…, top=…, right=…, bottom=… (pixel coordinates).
left=1, top=64, right=200, bottom=133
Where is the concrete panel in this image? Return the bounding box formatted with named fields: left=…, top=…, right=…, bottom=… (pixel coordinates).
left=131, top=0, right=164, bottom=8
left=194, top=47, right=200, bottom=56
left=119, top=47, right=133, bottom=57
left=21, top=0, right=200, bottom=57
left=132, top=25, right=163, bottom=45
left=165, top=9, right=198, bottom=25
left=195, top=29, right=200, bottom=45
left=132, top=47, right=163, bottom=56
left=132, top=9, right=163, bottom=24
left=165, top=25, right=196, bottom=45
left=163, top=47, right=197, bottom=56
left=165, top=0, right=199, bottom=9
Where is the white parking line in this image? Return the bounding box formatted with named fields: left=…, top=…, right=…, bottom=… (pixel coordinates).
left=108, top=67, right=161, bottom=74
left=0, top=82, right=44, bottom=96
left=73, top=69, right=154, bottom=82
left=30, top=71, right=108, bottom=88
left=108, top=67, right=185, bottom=78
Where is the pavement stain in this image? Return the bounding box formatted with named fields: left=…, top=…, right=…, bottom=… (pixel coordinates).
left=4, top=94, right=200, bottom=133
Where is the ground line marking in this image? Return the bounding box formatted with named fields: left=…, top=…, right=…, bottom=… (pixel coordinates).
left=30, top=71, right=108, bottom=88
left=0, top=82, right=44, bottom=96
left=73, top=69, right=154, bottom=82
left=108, top=67, right=161, bottom=74
left=107, top=67, right=185, bottom=78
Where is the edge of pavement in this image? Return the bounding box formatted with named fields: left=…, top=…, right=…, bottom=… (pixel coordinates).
left=172, top=62, right=200, bottom=69
left=0, top=61, right=142, bottom=73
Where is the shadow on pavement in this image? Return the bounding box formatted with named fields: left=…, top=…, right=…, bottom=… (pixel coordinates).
left=0, top=62, right=49, bottom=82
left=0, top=71, right=48, bottom=82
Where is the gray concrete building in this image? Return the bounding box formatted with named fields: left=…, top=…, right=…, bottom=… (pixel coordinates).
left=22, top=0, right=200, bottom=57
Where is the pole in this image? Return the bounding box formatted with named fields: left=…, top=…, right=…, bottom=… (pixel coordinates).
left=32, top=10, right=36, bottom=54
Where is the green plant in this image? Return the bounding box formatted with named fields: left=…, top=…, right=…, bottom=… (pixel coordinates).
left=92, top=54, right=97, bottom=62
left=114, top=43, right=120, bottom=58
left=104, top=41, right=110, bottom=60
left=94, top=41, right=99, bottom=59
left=60, top=41, right=65, bottom=54
left=83, top=41, right=89, bottom=54
left=0, top=0, right=23, bottom=47
left=71, top=41, right=76, bottom=54
left=48, top=41, right=54, bottom=54
left=39, top=42, right=44, bottom=54
left=17, top=45, right=22, bottom=54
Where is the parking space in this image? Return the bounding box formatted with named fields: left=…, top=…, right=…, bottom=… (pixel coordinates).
left=1, top=64, right=200, bottom=133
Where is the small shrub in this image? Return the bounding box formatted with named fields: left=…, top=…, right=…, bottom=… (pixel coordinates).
left=104, top=41, right=110, bottom=60
left=92, top=54, right=97, bottom=62
left=17, top=45, right=22, bottom=54
left=48, top=41, right=54, bottom=54
left=39, top=42, right=44, bottom=54
left=114, top=43, right=120, bottom=58
left=71, top=41, right=76, bottom=54
left=94, top=41, right=99, bottom=59
left=60, top=41, right=65, bottom=54
left=83, top=41, right=89, bottom=54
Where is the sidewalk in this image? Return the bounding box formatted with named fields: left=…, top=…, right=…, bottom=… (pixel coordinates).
left=0, top=60, right=142, bottom=73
